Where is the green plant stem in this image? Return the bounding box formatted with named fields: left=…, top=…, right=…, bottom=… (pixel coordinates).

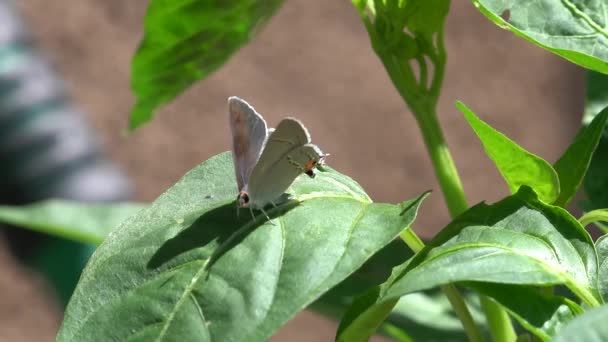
left=413, top=109, right=468, bottom=217
left=480, top=296, right=516, bottom=342
left=400, top=228, right=483, bottom=342
left=579, top=209, right=608, bottom=229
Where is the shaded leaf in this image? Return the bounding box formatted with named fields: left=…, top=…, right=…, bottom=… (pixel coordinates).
left=58, top=152, right=427, bottom=341
left=381, top=290, right=485, bottom=342
left=458, top=101, right=560, bottom=203
left=0, top=200, right=145, bottom=245
left=338, top=186, right=599, bottom=340
left=472, top=0, right=608, bottom=74
left=554, top=108, right=608, bottom=207
left=553, top=304, right=608, bottom=342
left=582, top=72, right=608, bottom=212
left=583, top=72, right=608, bottom=126
left=467, top=283, right=581, bottom=341
left=129, top=0, right=284, bottom=130
left=583, top=130, right=608, bottom=211
left=596, top=236, right=608, bottom=302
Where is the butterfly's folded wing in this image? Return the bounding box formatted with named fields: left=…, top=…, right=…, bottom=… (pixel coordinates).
left=248, top=144, right=324, bottom=209
left=228, top=97, right=268, bottom=190
left=250, top=118, right=310, bottom=179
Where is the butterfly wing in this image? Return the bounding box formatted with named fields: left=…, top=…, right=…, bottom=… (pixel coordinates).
left=248, top=144, right=324, bottom=209
left=228, top=96, right=268, bottom=191
left=248, top=117, right=311, bottom=180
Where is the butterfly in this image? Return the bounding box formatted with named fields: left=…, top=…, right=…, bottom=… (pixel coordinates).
left=228, top=96, right=326, bottom=221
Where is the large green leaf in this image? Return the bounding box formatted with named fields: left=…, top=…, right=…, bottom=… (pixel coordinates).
left=553, top=304, right=608, bottom=342
left=57, top=152, right=427, bottom=341
left=129, top=0, right=284, bottom=130
left=458, top=102, right=560, bottom=203
left=554, top=108, right=608, bottom=207
left=472, top=0, right=608, bottom=74
left=596, top=236, right=608, bottom=302
left=337, top=187, right=599, bottom=341
left=0, top=200, right=145, bottom=245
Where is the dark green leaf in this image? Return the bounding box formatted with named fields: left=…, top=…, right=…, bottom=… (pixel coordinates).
left=584, top=72, right=608, bottom=125
left=458, top=102, right=560, bottom=203
left=582, top=72, right=608, bottom=212
left=583, top=133, right=608, bottom=210
left=596, top=236, right=608, bottom=302
left=554, top=108, right=608, bottom=207
left=338, top=187, right=599, bottom=341
left=553, top=304, right=608, bottom=342
left=129, top=0, right=284, bottom=130
left=58, top=152, right=427, bottom=341
left=0, top=200, right=145, bottom=245
left=472, top=0, right=608, bottom=74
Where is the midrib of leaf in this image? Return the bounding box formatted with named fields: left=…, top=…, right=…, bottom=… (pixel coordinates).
left=561, top=0, right=608, bottom=40
left=155, top=259, right=211, bottom=341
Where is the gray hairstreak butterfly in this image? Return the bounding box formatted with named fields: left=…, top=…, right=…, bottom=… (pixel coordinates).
left=228, top=96, right=326, bottom=221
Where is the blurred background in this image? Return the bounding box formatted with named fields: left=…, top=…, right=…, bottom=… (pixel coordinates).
left=1, top=0, right=584, bottom=340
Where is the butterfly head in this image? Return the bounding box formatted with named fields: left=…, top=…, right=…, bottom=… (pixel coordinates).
left=237, top=191, right=250, bottom=208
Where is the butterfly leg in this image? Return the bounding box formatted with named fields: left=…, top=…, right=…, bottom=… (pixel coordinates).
left=248, top=207, right=256, bottom=222
left=259, top=207, right=275, bottom=225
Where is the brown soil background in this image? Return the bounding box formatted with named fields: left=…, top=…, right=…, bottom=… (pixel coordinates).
left=3, top=0, right=584, bottom=341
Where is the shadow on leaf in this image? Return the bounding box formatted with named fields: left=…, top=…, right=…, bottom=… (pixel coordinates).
left=147, top=198, right=300, bottom=271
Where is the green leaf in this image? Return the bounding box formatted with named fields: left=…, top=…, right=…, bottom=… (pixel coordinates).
left=337, top=186, right=599, bottom=341
left=582, top=72, right=608, bottom=212
left=553, top=304, right=608, bottom=342
left=466, top=283, right=581, bottom=341
left=596, top=236, right=608, bottom=302
left=457, top=101, right=560, bottom=203
left=583, top=132, right=608, bottom=210
left=129, top=0, right=284, bottom=131
left=58, top=152, right=428, bottom=341
left=0, top=200, right=145, bottom=245
left=554, top=108, right=608, bottom=207
left=472, top=0, right=608, bottom=74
